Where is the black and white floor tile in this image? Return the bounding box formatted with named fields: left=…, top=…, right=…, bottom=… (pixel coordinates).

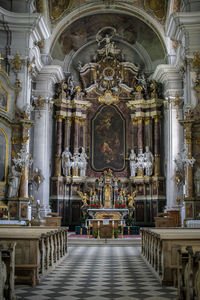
left=16, top=247, right=178, bottom=300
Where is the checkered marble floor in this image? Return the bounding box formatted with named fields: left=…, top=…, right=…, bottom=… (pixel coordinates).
left=16, top=246, right=178, bottom=300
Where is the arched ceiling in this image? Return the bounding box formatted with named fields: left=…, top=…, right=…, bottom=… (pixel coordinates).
left=51, top=12, right=166, bottom=83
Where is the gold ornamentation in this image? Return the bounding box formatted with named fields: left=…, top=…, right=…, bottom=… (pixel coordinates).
left=12, top=137, right=20, bottom=144
left=136, top=85, right=143, bottom=92
left=0, top=53, right=4, bottom=69
left=95, top=212, right=121, bottom=220
left=193, top=51, right=200, bottom=72
left=174, top=94, right=181, bottom=119
left=12, top=52, right=22, bottom=71
left=98, top=90, right=119, bottom=105
left=22, top=136, right=29, bottom=144
left=0, top=80, right=9, bottom=113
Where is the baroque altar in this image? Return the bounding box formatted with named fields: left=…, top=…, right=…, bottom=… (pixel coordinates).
left=50, top=27, right=166, bottom=229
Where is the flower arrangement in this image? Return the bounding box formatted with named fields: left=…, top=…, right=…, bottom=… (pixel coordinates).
left=115, top=204, right=126, bottom=209
left=89, top=203, right=101, bottom=209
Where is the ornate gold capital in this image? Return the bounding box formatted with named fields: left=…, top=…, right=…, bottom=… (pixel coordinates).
left=131, top=118, right=138, bottom=126
left=144, top=117, right=151, bottom=125
left=137, top=117, right=143, bottom=124
left=56, top=115, right=63, bottom=122
left=65, top=117, right=72, bottom=125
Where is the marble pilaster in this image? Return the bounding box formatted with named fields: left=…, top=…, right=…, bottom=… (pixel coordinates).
left=33, top=65, right=64, bottom=217
left=153, top=65, right=183, bottom=209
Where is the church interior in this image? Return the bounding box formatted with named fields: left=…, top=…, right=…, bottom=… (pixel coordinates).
left=0, top=0, right=200, bottom=299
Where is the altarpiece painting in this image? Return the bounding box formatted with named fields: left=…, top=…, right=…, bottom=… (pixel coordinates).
left=91, top=105, right=126, bottom=172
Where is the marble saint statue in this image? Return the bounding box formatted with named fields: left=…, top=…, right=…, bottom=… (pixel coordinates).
left=144, top=146, right=154, bottom=176
left=7, top=165, right=21, bottom=198
left=129, top=149, right=137, bottom=177
left=62, top=147, right=72, bottom=176
left=79, top=147, right=88, bottom=177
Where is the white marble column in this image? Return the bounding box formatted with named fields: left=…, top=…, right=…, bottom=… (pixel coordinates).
left=153, top=65, right=184, bottom=209
left=33, top=65, right=64, bottom=217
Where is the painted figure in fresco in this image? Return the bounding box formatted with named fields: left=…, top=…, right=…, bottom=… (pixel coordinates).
left=62, top=147, right=72, bottom=176
left=129, top=149, right=137, bottom=177
left=7, top=165, right=21, bottom=198
left=79, top=147, right=88, bottom=177
left=144, top=146, right=154, bottom=176
left=194, top=168, right=200, bottom=196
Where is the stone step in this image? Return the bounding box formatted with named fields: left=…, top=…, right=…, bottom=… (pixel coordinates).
left=68, top=237, right=141, bottom=247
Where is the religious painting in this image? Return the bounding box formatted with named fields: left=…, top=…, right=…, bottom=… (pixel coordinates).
left=0, top=128, right=7, bottom=183
left=20, top=203, right=28, bottom=219
left=9, top=202, right=18, bottom=219
left=0, top=81, right=9, bottom=112
left=91, top=105, right=125, bottom=172
left=186, top=203, right=193, bottom=218
left=49, top=0, right=70, bottom=20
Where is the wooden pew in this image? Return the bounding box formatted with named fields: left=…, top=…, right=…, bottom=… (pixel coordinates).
left=0, top=242, right=16, bottom=300
left=0, top=227, right=68, bottom=286
left=177, top=246, right=200, bottom=300
left=141, top=228, right=200, bottom=286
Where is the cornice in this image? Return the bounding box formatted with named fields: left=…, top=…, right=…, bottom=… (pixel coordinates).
left=166, top=12, right=200, bottom=41
left=36, top=65, right=64, bottom=83
left=0, top=7, right=50, bottom=43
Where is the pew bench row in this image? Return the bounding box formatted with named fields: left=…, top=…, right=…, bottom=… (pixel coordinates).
left=0, top=226, right=68, bottom=287
left=141, top=228, right=200, bottom=286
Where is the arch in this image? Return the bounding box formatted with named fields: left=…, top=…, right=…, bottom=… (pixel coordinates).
left=0, top=127, right=8, bottom=184
left=48, top=3, right=167, bottom=57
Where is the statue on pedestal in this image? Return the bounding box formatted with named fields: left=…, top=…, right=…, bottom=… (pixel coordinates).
left=129, top=149, right=137, bottom=177
left=62, top=147, right=72, bottom=176
left=144, top=146, right=154, bottom=176
left=79, top=147, right=88, bottom=177
left=7, top=165, right=21, bottom=198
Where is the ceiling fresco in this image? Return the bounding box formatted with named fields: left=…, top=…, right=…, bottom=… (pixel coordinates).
left=51, top=13, right=166, bottom=66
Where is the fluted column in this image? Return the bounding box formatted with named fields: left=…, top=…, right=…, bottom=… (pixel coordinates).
left=64, top=117, right=72, bottom=149
left=55, top=115, right=63, bottom=177
left=153, top=116, right=161, bottom=176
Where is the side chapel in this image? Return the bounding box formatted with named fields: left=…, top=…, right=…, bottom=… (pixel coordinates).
left=0, top=0, right=200, bottom=230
